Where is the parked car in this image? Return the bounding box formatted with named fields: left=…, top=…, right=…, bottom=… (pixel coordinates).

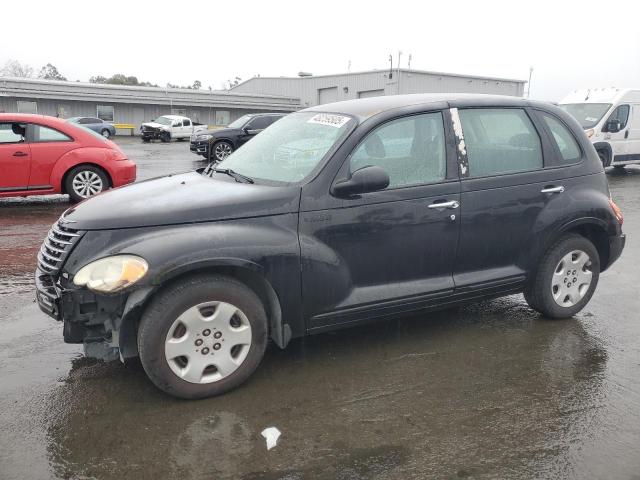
left=67, top=117, right=117, bottom=139
left=0, top=114, right=136, bottom=202
left=35, top=94, right=625, bottom=399
left=560, top=88, right=640, bottom=169
left=140, top=115, right=207, bottom=143
left=190, top=113, right=285, bottom=161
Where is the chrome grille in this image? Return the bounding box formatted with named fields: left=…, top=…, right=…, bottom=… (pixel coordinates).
left=37, top=220, right=84, bottom=274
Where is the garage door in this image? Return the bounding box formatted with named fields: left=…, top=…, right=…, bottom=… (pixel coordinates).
left=318, top=87, right=338, bottom=105
left=358, top=89, right=385, bottom=99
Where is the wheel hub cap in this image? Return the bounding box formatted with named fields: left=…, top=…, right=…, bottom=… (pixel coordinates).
left=164, top=301, right=252, bottom=384
left=551, top=250, right=593, bottom=307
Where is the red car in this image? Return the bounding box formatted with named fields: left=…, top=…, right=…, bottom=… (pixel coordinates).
left=0, top=114, right=136, bottom=202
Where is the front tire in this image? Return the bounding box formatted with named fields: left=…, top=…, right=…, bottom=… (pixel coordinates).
left=524, top=234, right=600, bottom=319
left=160, top=132, right=171, bottom=143
left=137, top=275, right=268, bottom=399
left=597, top=150, right=611, bottom=168
left=65, top=165, right=109, bottom=203
left=213, top=140, right=234, bottom=161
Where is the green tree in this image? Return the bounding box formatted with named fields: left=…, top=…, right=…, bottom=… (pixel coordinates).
left=38, top=63, right=67, bottom=81
left=89, top=74, right=157, bottom=87
left=192, top=80, right=202, bottom=90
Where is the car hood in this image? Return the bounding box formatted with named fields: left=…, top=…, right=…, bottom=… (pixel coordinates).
left=62, top=171, right=301, bottom=230
left=141, top=122, right=168, bottom=130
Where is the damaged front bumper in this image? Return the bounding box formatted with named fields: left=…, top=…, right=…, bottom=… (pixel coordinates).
left=140, top=127, right=166, bottom=140
left=35, top=267, right=152, bottom=362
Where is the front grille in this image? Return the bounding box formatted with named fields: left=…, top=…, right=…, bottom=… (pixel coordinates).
left=37, top=220, right=84, bottom=274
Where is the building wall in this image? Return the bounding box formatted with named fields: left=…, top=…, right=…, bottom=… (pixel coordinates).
left=0, top=77, right=300, bottom=133
left=0, top=96, right=280, bottom=130
left=232, top=69, right=526, bottom=107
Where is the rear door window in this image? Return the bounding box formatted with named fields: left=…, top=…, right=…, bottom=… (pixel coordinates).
left=459, top=108, right=543, bottom=177
left=183, top=118, right=191, bottom=126
left=541, top=114, right=581, bottom=164
left=349, top=112, right=446, bottom=189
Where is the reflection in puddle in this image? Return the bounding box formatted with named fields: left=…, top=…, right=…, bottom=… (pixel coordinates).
left=44, top=299, right=610, bottom=479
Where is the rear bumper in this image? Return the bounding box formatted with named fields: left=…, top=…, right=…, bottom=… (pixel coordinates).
left=607, top=233, right=626, bottom=269
left=109, top=160, right=137, bottom=187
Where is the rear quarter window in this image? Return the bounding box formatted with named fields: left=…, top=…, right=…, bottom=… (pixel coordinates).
left=541, top=113, right=582, bottom=164
left=32, top=125, right=72, bottom=143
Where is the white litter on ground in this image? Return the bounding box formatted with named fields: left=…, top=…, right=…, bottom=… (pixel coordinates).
left=261, top=427, right=281, bottom=450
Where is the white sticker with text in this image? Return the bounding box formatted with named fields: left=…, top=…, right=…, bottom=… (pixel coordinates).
left=307, top=113, right=351, bottom=128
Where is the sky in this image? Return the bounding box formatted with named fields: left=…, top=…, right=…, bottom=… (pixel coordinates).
left=2, top=0, right=639, bottom=101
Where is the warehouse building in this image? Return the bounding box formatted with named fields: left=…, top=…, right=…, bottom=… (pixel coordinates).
left=0, top=69, right=525, bottom=134
left=230, top=68, right=526, bottom=107
left=0, top=77, right=299, bottom=132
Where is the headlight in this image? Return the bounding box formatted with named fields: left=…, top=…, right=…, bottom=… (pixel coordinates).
left=196, top=134, right=213, bottom=141
left=73, top=255, right=148, bottom=293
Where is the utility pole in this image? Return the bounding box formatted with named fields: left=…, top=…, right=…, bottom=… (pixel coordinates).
left=388, top=54, right=393, bottom=79
left=408, top=54, right=412, bottom=70
left=526, top=66, right=533, bottom=98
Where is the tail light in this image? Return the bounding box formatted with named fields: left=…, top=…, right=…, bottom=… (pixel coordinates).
left=609, top=198, right=623, bottom=225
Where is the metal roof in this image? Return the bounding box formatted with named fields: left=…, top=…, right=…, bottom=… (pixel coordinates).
left=0, top=76, right=300, bottom=110
left=232, top=68, right=526, bottom=90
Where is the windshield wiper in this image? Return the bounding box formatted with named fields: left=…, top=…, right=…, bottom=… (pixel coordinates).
left=212, top=167, right=254, bottom=184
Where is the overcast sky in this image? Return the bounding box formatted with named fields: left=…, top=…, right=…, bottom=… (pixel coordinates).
left=2, top=0, right=639, bottom=101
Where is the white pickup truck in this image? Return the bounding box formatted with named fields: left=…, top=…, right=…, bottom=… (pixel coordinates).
left=140, top=115, right=208, bottom=143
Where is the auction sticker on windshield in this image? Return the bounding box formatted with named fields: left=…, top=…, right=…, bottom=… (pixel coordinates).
left=307, top=113, right=351, bottom=128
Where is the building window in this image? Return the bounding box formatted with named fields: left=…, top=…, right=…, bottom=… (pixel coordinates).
left=57, top=104, right=71, bottom=118
left=215, top=110, right=230, bottom=125
left=171, top=108, right=187, bottom=117
left=97, top=105, right=114, bottom=122
left=17, top=101, right=37, bottom=114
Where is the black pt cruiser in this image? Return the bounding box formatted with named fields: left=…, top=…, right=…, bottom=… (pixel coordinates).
left=35, top=94, right=625, bottom=399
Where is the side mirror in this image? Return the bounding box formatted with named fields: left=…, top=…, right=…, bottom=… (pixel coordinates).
left=332, top=165, right=390, bottom=197
left=606, top=119, right=622, bottom=133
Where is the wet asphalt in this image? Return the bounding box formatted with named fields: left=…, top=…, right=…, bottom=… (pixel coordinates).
left=1, top=137, right=639, bottom=480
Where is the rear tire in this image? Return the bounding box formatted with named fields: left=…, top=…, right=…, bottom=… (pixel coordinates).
left=142, top=137, right=150, bottom=143
left=100, top=129, right=111, bottom=139
left=137, top=274, right=268, bottom=399
left=524, top=234, right=600, bottom=319
left=65, top=165, right=110, bottom=203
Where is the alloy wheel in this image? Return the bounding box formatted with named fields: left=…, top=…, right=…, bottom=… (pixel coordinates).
left=71, top=170, right=104, bottom=198
left=214, top=142, right=233, bottom=161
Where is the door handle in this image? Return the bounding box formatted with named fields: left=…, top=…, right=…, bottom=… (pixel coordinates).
left=13, top=151, right=28, bottom=157
left=428, top=200, right=459, bottom=209
left=541, top=186, right=565, bottom=194
left=625, top=130, right=629, bottom=139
